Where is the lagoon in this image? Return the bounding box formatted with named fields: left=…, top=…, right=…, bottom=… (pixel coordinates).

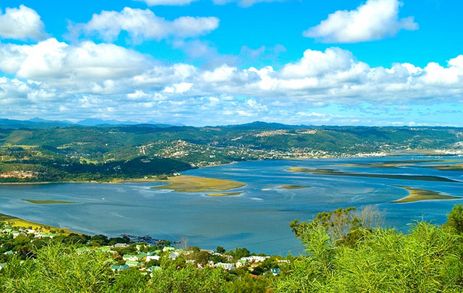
left=1, top=155, right=462, bottom=255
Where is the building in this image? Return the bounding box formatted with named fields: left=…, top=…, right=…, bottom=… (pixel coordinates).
left=146, top=255, right=160, bottom=262
left=215, top=263, right=235, bottom=271
left=111, top=264, right=129, bottom=272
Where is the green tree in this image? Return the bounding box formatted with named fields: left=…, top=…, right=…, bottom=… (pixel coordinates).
left=445, top=205, right=463, bottom=234
left=277, top=208, right=463, bottom=293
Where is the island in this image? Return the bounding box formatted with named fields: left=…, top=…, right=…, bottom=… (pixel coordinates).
left=154, top=175, right=245, bottom=193
left=23, top=199, right=75, bottom=205
left=394, top=186, right=458, bottom=203
left=207, top=192, right=243, bottom=197
left=287, top=167, right=459, bottom=182
left=337, top=159, right=444, bottom=169
left=279, top=184, right=307, bottom=190
left=426, top=163, right=463, bottom=171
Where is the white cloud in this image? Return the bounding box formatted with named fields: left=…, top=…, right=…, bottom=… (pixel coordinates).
left=1, top=39, right=463, bottom=125
left=202, top=65, right=237, bottom=82
left=138, top=0, right=196, bottom=5
left=127, top=90, right=150, bottom=100
left=69, top=7, right=219, bottom=43
left=281, top=48, right=365, bottom=78
left=0, top=5, right=46, bottom=41
left=0, top=38, right=152, bottom=81
left=422, top=58, right=463, bottom=85
left=304, top=0, right=418, bottom=43
left=163, top=82, right=193, bottom=94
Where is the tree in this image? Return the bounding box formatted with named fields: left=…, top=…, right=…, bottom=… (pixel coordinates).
left=277, top=208, right=463, bottom=292
left=227, top=247, right=250, bottom=260
left=445, top=205, right=463, bottom=234
left=216, top=246, right=226, bottom=254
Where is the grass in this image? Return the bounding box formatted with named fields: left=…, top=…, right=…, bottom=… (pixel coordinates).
left=154, top=175, right=245, bottom=193
left=287, top=167, right=458, bottom=182
left=279, top=184, right=307, bottom=190
left=394, top=186, right=458, bottom=203
left=207, top=192, right=242, bottom=197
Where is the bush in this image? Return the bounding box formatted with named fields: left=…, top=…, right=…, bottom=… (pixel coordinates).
left=1, top=243, right=113, bottom=292
left=445, top=204, right=463, bottom=234
left=276, top=206, right=463, bottom=292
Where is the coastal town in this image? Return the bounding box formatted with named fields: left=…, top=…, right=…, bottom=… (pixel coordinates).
left=0, top=217, right=287, bottom=278
left=1, top=124, right=462, bottom=183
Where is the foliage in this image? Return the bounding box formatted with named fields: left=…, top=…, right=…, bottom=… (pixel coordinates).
left=445, top=204, right=463, bottom=234
left=2, top=206, right=463, bottom=292
left=0, top=243, right=113, bottom=292
left=278, top=205, right=463, bottom=292
left=227, top=247, right=251, bottom=260
left=2, top=123, right=462, bottom=182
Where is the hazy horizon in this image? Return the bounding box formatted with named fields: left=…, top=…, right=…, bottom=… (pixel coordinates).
left=2, top=116, right=463, bottom=128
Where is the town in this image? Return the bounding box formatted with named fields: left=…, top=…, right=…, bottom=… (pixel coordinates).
left=0, top=217, right=287, bottom=279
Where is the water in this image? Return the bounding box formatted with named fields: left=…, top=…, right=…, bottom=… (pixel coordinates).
left=1, top=155, right=462, bottom=255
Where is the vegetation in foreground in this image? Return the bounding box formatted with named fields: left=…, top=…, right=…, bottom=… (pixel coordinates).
left=2, top=205, right=463, bottom=292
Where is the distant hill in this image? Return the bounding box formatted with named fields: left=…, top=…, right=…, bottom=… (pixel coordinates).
left=76, top=119, right=140, bottom=127
left=0, top=120, right=462, bottom=182
left=0, top=118, right=71, bottom=129
left=221, top=121, right=303, bottom=130
left=0, top=118, right=179, bottom=129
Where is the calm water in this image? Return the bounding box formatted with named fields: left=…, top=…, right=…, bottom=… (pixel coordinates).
left=1, top=155, right=462, bottom=255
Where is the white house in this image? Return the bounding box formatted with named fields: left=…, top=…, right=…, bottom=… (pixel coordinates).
left=215, top=263, right=235, bottom=271
left=146, top=255, right=160, bottom=262
left=123, top=255, right=138, bottom=262
left=169, top=252, right=180, bottom=260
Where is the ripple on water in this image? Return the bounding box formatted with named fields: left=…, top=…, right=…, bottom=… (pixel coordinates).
left=0, top=155, right=462, bottom=255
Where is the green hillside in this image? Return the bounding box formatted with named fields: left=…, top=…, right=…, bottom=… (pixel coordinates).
left=0, top=122, right=462, bottom=182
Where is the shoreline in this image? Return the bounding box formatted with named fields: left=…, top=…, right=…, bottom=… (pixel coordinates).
left=0, top=212, right=73, bottom=234
left=0, top=178, right=164, bottom=186
left=1, top=151, right=460, bottom=185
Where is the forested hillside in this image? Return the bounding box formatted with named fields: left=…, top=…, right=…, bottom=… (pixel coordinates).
left=1, top=121, right=462, bottom=182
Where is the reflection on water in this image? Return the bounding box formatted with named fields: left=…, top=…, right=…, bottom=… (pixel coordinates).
left=0, top=155, right=462, bottom=255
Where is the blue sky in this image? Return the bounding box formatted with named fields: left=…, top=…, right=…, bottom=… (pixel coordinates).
left=0, top=0, right=462, bottom=126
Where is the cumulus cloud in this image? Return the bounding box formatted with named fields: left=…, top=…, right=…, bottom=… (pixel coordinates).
left=0, top=38, right=152, bottom=81
left=69, top=7, right=219, bottom=43
left=0, top=38, right=463, bottom=125
left=0, top=5, right=46, bottom=41
left=304, top=0, right=418, bottom=43
left=138, top=0, right=196, bottom=5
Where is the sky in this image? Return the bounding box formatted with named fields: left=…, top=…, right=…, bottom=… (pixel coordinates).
left=0, top=0, right=462, bottom=126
